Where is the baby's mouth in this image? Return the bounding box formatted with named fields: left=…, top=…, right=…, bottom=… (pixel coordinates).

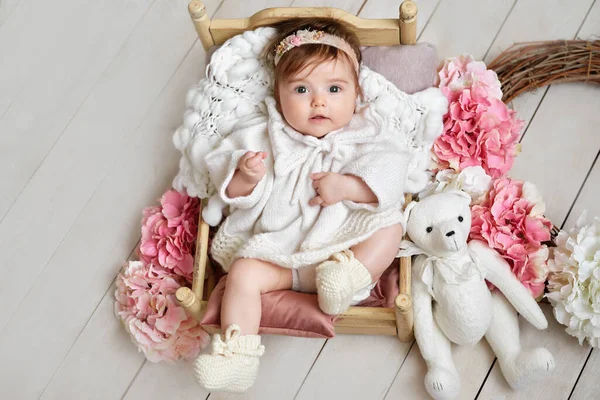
left=310, top=115, right=329, bottom=121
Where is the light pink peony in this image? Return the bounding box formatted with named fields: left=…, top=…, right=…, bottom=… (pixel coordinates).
left=438, top=54, right=503, bottom=100
left=434, top=55, right=523, bottom=179
left=139, top=190, right=200, bottom=283
left=470, top=178, right=552, bottom=298
left=114, top=261, right=210, bottom=363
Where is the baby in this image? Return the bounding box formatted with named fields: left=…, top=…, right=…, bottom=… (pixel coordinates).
left=195, top=18, right=410, bottom=393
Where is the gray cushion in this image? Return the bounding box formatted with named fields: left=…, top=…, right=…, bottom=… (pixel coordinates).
left=361, top=42, right=438, bottom=94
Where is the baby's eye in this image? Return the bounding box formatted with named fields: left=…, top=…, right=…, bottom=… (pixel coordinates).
left=426, top=226, right=433, bottom=233
left=329, top=85, right=341, bottom=93
left=295, top=86, right=308, bottom=94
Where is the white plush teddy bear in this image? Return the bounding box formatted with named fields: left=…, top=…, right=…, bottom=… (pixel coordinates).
left=399, top=191, right=555, bottom=400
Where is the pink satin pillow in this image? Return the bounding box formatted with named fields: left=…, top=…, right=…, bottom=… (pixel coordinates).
left=200, top=260, right=400, bottom=338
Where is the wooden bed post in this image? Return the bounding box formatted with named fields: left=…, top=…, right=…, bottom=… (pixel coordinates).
left=399, top=0, right=417, bottom=45
left=189, top=0, right=215, bottom=51
left=176, top=203, right=210, bottom=321
left=395, top=257, right=414, bottom=341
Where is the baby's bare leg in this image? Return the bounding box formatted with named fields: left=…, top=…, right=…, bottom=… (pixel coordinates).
left=221, top=258, right=293, bottom=335
left=350, top=223, right=404, bottom=281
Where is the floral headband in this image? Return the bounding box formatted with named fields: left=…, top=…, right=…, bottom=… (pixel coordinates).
left=273, top=29, right=360, bottom=72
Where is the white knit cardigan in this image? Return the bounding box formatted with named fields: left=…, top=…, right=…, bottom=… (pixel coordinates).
left=207, top=97, right=409, bottom=271
left=170, top=27, right=449, bottom=270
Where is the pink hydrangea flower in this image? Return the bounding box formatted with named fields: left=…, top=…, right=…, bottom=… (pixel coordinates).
left=433, top=88, right=523, bottom=179
left=438, top=54, right=503, bottom=100
left=115, top=261, right=210, bottom=363
left=138, top=190, right=200, bottom=283
left=434, top=55, right=523, bottom=179
left=469, top=178, right=553, bottom=298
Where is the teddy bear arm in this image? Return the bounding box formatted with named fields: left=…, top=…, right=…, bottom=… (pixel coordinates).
left=468, top=241, right=548, bottom=330
left=412, top=256, right=439, bottom=362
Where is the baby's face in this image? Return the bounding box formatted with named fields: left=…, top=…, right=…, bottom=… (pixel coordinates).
left=278, top=58, right=357, bottom=138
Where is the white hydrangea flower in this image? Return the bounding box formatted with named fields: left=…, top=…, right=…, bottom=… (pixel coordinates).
left=546, top=212, right=600, bottom=348
left=418, top=166, right=492, bottom=204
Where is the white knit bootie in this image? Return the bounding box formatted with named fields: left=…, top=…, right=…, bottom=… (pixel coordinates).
left=194, top=324, right=265, bottom=393
left=316, top=249, right=373, bottom=315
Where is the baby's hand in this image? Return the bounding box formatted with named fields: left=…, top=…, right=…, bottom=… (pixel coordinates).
left=237, top=151, right=268, bottom=184
left=309, top=172, right=347, bottom=207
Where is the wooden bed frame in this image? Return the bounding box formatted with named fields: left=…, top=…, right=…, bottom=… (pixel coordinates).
left=175, top=0, right=419, bottom=342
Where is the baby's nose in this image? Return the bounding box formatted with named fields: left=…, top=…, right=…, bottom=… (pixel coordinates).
left=311, top=95, right=325, bottom=107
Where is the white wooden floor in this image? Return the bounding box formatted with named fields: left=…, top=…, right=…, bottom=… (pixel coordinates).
left=1, top=0, right=599, bottom=399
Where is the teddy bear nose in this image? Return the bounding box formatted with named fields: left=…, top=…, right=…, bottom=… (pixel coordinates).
left=446, top=230, right=455, bottom=237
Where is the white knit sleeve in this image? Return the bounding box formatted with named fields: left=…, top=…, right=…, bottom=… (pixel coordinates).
left=204, top=116, right=271, bottom=209
left=340, top=144, right=409, bottom=212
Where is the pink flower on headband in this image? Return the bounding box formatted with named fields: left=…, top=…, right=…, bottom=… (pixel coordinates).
left=290, top=35, right=302, bottom=46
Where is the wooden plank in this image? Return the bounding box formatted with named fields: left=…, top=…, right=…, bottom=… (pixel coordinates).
left=33, top=36, right=217, bottom=400
left=570, top=349, right=599, bottom=400
left=208, top=336, right=327, bottom=400
left=509, top=83, right=600, bottom=225
left=123, top=360, right=210, bottom=400
left=291, top=0, right=367, bottom=13
left=482, top=0, right=594, bottom=134
left=0, top=0, right=20, bottom=27
left=477, top=304, right=591, bottom=399
left=358, top=0, right=439, bottom=38
left=0, top=0, right=154, bottom=220
left=418, top=0, right=513, bottom=60
left=39, top=282, right=147, bottom=400
left=564, top=154, right=600, bottom=230
left=386, top=340, right=495, bottom=399
left=0, top=0, right=223, bottom=398
left=296, top=334, right=411, bottom=400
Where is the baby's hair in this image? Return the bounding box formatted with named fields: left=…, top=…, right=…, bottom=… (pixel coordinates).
left=264, top=17, right=363, bottom=110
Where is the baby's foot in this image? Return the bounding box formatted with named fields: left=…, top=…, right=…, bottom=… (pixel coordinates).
left=499, top=347, right=555, bottom=389
left=315, top=250, right=372, bottom=315
left=194, top=324, right=265, bottom=393
left=424, top=365, right=460, bottom=400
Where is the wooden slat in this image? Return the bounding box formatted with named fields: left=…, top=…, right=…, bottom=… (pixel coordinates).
left=0, top=1, right=221, bottom=399
left=570, top=349, right=599, bottom=400
left=483, top=0, right=597, bottom=135
left=477, top=304, right=591, bottom=398
left=0, top=0, right=154, bottom=221
left=418, top=0, right=514, bottom=60
left=210, top=8, right=402, bottom=46
left=359, top=0, right=439, bottom=39
left=296, top=334, right=412, bottom=400
left=209, top=335, right=327, bottom=400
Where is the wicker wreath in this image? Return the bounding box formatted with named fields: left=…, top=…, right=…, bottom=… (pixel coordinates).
left=488, top=40, right=600, bottom=103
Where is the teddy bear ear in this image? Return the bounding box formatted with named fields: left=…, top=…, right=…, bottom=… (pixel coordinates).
left=403, top=200, right=418, bottom=219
